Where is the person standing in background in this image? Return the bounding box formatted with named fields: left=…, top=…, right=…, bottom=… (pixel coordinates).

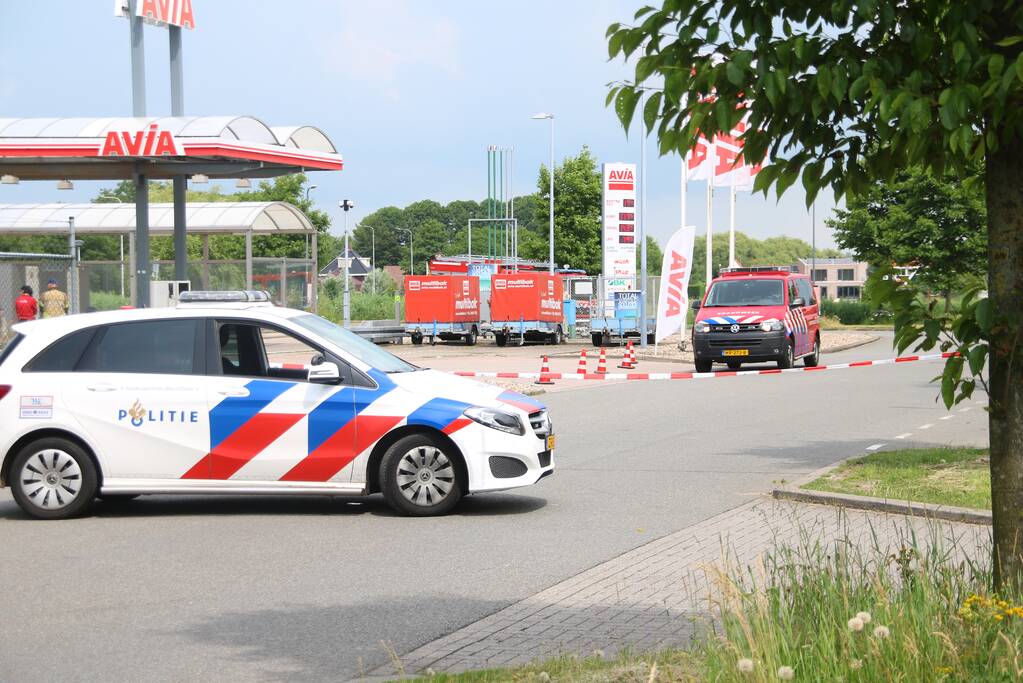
left=40, top=279, right=69, bottom=318
left=15, top=285, right=37, bottom=322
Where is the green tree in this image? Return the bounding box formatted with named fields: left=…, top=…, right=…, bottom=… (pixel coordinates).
left=536, top=146, right=603, bottom=272
left=828, top=166, right=988, bottom=299
left=608, top=0, right=1023, bottom=589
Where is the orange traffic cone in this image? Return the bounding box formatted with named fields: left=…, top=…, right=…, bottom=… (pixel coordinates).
left=596, top=346, right=608, bottom=374
left=576, top=348, right=588, bottom=375
left=535, top=355, right=555, bottom=385
left=619, top=340, right=636, bottom=369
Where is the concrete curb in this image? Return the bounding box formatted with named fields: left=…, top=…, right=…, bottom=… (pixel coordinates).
left=823, top=334, right=881, bottom=354
left=771, top=488, right=991, bottom=525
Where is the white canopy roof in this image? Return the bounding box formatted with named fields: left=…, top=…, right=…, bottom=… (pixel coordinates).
left=0, top=116, right=342, bottom=180
left=0, top=202, right=315, bottom=235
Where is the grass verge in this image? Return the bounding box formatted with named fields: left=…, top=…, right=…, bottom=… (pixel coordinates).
left=802, top=447, right=990, bottom=510
left=408, top=516, right=1012, bottom=682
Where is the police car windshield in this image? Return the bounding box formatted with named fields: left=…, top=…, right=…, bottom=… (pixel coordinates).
left=291, top=314, right=418, bottom=373
left=705, top=279, right=785, bottom=306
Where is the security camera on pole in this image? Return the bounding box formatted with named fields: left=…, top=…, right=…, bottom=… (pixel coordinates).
left=339, top=199, right=355, bottom=327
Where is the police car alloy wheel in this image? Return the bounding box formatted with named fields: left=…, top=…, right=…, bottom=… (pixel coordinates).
left=381, top=434, right=463, bottom=516
left=10, top=438, right=97, bottom=519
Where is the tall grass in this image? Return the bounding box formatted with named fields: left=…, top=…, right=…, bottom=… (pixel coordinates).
left=696, top=520, right=1016, bottom=681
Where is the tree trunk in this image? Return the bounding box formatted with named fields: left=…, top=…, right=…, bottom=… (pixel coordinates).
left=986, top=137, right=1023, bottom=593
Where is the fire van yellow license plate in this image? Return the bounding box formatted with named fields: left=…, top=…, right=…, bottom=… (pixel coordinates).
left=723, top=349, right=749, bottom=356
left=546, top=435, right=555, bottom=450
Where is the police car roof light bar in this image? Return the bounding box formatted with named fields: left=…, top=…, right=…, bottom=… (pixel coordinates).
left=177, top=290, right=271, bottom=303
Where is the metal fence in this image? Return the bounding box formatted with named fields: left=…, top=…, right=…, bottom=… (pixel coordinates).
left=0, top=252, right=74, bottom=345
left=562, top=275, right=662, bottom=334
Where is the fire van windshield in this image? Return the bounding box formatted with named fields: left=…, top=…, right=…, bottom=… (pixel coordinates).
left=704, top=279, right=785, bottom=307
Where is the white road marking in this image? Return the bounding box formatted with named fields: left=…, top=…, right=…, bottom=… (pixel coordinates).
left=918, top=423, right=934, bottom=430
left=959, top=407, right=972, bottom=413
left=894, top=433, right=913, bottom=440
left=866, top=443, right=884, bottom=451
left=940, top=415, right=954, bottom=421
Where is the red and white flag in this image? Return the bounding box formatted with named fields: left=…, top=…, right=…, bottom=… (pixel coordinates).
left=655, top=226, right=696, bottom=343
left=684, top=118, right=762, bottom=188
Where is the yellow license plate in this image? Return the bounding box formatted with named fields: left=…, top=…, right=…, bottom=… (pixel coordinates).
left=546, top=435, right=555, bottom=450
left=723, top=349, right=749, bottom=356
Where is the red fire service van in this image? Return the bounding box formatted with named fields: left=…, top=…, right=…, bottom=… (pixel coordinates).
left=404, top=275, right=482, bottom=345
left=690, top=266, right=820, bottom=373
left=488, top=272, right=565, bottom=347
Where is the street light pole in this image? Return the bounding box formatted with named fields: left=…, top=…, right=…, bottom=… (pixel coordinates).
left=339, top=199, right=354, bottom=327
left=532, top=113, right=555, bottom=274
left=367, top=225, right=376, bottom=294
left=398, top=228, right=413, bottom=276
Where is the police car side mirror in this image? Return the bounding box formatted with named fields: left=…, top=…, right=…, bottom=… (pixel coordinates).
left=790, top=297, right=805, bottom=308
left=308, top=362, right=341, bottom=384
left=691, top=300, right=701, bottom=310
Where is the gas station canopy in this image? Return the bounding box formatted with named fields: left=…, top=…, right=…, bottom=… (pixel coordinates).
left=0, top=116, right=343, bottom=180
left=0, top=202, right=315, bottom=235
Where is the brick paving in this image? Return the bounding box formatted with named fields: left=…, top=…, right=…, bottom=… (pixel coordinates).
left=366, top=497, right=989, bottom=680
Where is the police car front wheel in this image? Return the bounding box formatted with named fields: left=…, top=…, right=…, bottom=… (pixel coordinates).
left=10, top=437, right=98, bottom=520
left=381, top=434, right=463, bottom=516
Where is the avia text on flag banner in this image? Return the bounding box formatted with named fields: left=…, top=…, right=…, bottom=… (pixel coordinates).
left=656, top=226, right=696, bottom=343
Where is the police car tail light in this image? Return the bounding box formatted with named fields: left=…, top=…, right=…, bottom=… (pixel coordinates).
left=0, top=385, right=9, bottom=401
left=463, top=406, right=525, bottom=436
left=760, top=321, right=783, bottom=332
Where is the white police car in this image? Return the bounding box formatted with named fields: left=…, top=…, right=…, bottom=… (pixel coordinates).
left=0, top=291, right=554, bottom=519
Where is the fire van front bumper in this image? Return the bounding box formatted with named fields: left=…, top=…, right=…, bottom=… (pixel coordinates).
left=692, top=328, right=788, bottom=364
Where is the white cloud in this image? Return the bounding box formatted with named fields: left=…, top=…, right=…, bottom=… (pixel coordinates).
left=319, top=1, right=460, bottom=99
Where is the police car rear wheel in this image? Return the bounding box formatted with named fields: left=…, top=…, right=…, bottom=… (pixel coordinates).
left=11, top=438, right=97, bottom=520
left=381, top=435, right=463, bottom=516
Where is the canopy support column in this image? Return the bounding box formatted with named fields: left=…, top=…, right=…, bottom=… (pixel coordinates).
left=311, top=230, right=318, bottom=314
left=245, top=231, right=253, bottom=289
left=129, top=232, right=137, bottom=307
left=201, top=234, right=210, bottom=289
left=134, top=165, right=150, bottom=307
left=173, top=177, right=187, bottom=282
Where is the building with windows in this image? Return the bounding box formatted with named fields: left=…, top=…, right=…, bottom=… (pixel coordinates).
left=319, top=248, right=371, bottom=289
left=796, top=257, right=870, bottom=300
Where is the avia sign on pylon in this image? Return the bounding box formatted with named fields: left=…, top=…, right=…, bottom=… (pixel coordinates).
left=115, top=0, right=197, bottom=30
left=601, top=162, right=638, bottom=315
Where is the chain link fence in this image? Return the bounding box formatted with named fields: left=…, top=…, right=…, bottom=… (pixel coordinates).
left=0, top=252, right=74, bottom=345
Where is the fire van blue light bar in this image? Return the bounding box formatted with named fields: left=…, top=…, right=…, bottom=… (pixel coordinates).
left=177, top=290, right=271, bottom=303
left=719, top=266, right=797, bottom=274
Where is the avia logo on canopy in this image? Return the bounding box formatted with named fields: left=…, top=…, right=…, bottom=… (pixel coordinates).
left=115, top=0, right=196, bottom=30
left=100, top=124, right=183, bottom=157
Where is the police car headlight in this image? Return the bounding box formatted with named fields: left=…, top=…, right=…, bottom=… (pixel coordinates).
left=463, top=406, right=525, bottom=436
left=696, top=323, right=711, bottom=333
left=761, top=321, right=783, bottom=332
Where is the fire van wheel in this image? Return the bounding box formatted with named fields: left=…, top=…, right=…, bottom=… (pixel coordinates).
left=804, top=335, right=821, bottom=367
left=726, top=360, right=742, bottom=370
left=694, top=358, right=713, bottom=373
left=10, top=437, right=97, bottom=520
left=495, top=333, right=508, bottom=347
left=380, top=434, right=463, bottom=516
left=778, top=340, right=795, bottom=370
left=411, top=333, right=423, bottom=345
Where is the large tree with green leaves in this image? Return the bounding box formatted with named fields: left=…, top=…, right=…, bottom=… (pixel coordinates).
left=828, top=166, right=988, bottom=298
left=536, top=146, right=603, bottom=273
left=608, top=1, right=1023, bottom=589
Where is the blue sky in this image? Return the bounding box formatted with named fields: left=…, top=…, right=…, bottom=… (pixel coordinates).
left=0, top=0, right=839, bottom=249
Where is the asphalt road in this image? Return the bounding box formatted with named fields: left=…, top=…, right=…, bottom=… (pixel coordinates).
left=0, top=333, right=988, bottom=682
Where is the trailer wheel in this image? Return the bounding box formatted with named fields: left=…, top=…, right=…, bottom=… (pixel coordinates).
left=591, top=332, right=602, bottom=347
left=411, top=332, right=423, bottom=345
left=554, top=326, right=564, bottom=345
left=465, top=327, right=478, bottom=346
left=495, top=333, right=508, bottom=347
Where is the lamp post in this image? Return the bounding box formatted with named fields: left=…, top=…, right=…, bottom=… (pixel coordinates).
left=398, top=228, right=414, bottom=276
left=531, top=112, right=555, bottom=274
left=339, top=199, right=355, bottom=327
left=364, top=224, right=376, bottom=294
left=304, top=185, right=317, bottom=259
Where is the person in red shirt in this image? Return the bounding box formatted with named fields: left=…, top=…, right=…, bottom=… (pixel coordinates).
left=14, top=285, right=37, bottom=321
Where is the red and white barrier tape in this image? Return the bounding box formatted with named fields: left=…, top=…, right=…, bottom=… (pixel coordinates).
left=452, top=351, right=957, bottom=381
